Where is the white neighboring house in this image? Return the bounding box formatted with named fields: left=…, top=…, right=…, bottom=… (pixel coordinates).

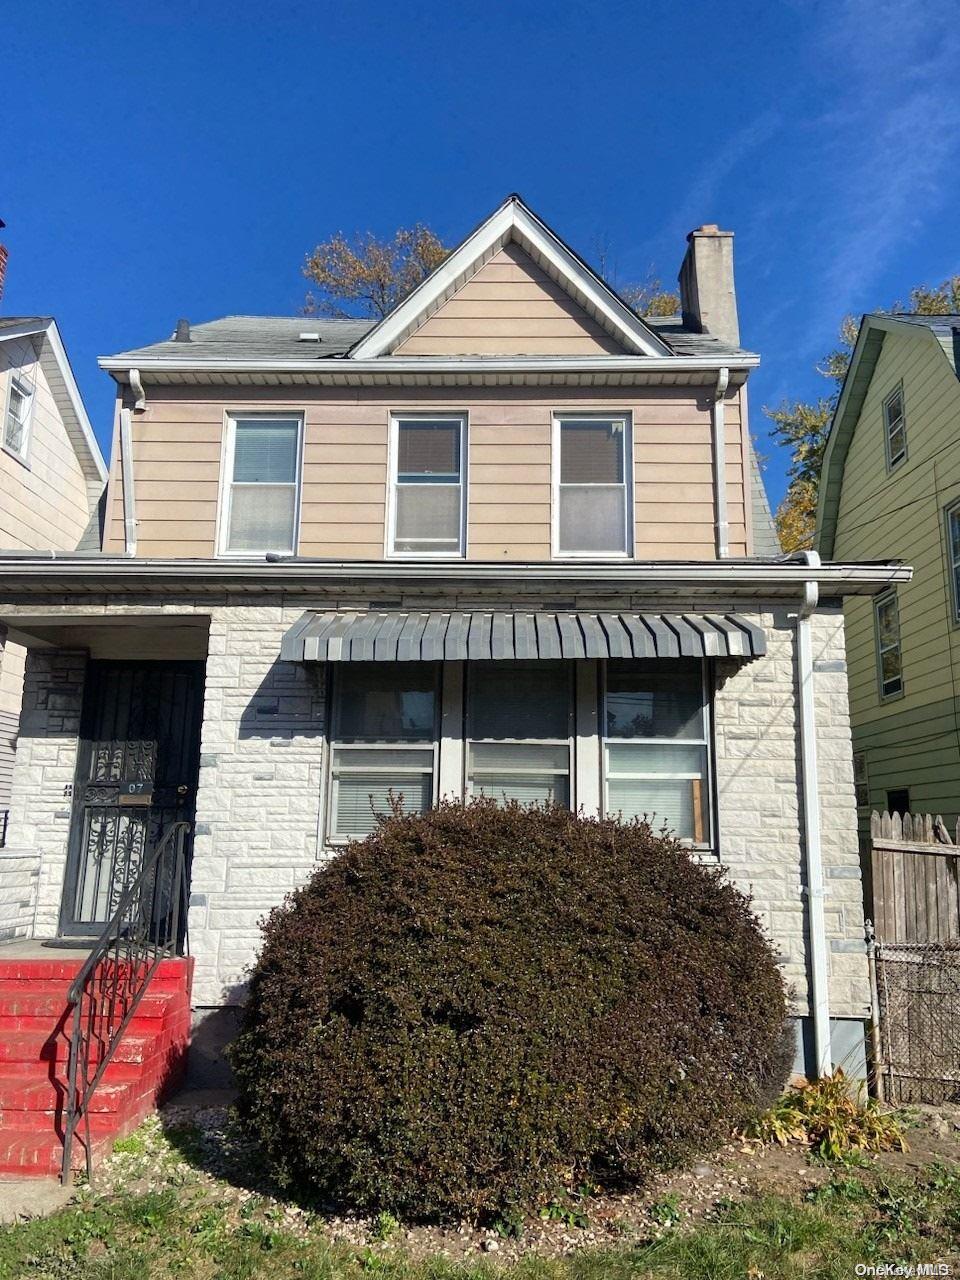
left=0, top=317, right=106, bottom=864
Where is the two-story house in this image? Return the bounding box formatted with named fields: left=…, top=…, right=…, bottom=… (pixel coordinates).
left=0, top=198, right=907, bottom=1122
left=0, top=316, right=106, bottom=931
left=817, top=314, right=960, bottom=829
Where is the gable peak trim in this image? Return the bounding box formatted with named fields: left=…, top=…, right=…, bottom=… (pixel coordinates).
left=348, top=194, right=673, bottom=360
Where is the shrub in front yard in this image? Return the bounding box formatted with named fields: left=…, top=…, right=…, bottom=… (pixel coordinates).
left=231, top=800, right=792, bottom=1219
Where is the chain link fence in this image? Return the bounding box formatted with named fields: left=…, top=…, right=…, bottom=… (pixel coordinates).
left=873, top=941, right=960, bottom=1105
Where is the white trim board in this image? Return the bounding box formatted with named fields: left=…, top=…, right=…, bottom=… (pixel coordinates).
left=348, top=195, right=674, bottom=361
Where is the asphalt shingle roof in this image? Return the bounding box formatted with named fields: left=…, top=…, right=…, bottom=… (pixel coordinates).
left=105, top=312, right=754, bottom=364
left=107, top=315, right=372, bottom=363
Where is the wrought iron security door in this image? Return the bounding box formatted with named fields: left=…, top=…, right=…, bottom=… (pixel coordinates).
left=60, top=661, right=204, bottom=938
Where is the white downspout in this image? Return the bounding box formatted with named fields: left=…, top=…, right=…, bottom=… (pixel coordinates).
left=712, top=367, right=730, bottom=558
left=795, top=547, right=832, bottom=1076
left=119, top=403, right=138, bottom=557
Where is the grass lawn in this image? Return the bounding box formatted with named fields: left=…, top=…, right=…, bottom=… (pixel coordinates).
left=2, top=1160, right=959, bottom=1279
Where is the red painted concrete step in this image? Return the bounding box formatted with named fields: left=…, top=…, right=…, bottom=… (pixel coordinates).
left=0, top=954, right=193, bottom=1179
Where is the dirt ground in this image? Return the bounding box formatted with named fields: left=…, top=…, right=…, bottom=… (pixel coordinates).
left=57, top=1090, right=956, bottom=1266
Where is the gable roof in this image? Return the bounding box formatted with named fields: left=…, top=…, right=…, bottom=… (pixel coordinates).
left=104, top=312, right=752, bottom=367
left=349, top=194, right=672, bottom=359
left=0, top=317, right=107, bottom=485
left=816, top=313, right=960, bottom=558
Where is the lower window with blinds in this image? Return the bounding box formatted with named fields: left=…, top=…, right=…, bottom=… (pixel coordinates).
left=327, top=664, right=438, bottom=840
left=466, top=662, right=572, bottom=807
left=603, top=658, right=712, bottom=845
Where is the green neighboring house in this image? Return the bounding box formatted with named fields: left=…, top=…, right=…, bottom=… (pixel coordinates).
left=817, top=313, right=960, bottom=828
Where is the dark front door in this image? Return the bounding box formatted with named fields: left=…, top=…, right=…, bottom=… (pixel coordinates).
left=60, top=660, right=204, bottom=938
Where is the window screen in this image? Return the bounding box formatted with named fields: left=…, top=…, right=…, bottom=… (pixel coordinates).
left=556, top=417, right=629, bottom=554
left=603, top=659, right=710, bottom=843
left=393, top=417, right=464, bottom=555
left=467, top=661, right=571, bottom=807
left=225, top=418, right=300, bottom=552
left=947, top=504, right=960, bottom=621
left=329, top=664, right=438, bottom=839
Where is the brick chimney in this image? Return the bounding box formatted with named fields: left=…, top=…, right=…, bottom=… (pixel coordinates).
left=678, top=224, right=739, bottom=346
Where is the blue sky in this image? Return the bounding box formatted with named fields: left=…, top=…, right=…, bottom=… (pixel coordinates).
left=3, top=0, right=959, bottom=509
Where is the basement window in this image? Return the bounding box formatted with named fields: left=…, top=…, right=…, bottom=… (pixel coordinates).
left=883, top=384, right=907, bottom=471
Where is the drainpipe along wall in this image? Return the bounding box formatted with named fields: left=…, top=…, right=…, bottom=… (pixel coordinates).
left=712, top=368, right=730, bottom=557
left=119, top=371, right=141, bottom=557
left=794, top=547, right=832, bottom=1076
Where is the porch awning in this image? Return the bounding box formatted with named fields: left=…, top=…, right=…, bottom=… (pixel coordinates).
left=280, top=610, right=766, bottom=663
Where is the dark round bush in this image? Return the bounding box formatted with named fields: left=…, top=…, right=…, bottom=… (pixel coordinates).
left=231, top=800, right=792, bottom=1220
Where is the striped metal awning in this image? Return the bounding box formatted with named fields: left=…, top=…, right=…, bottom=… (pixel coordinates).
left=280, top=610, right=766, bottom=663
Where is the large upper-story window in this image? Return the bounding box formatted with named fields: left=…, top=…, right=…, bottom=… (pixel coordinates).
left=327, top=663, right=438, bottom=840
left=467, top=661, right=572, bottom=806
left=603, top=658, right=711, bottom=844
left=389, top=415, right=465, bottom=556
left=220, top=415, right=302, bottom=554
left=554, top=415, right=631, bottom=556
left=3, top=374, right=34, bottom=463
left=875, top=591, right=904, bottom=699
left=883, top=384, right=907, bottom=471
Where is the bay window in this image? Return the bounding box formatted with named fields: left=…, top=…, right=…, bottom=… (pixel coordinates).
left=467, top=662, right=572, bottom=806
left=221, top=415, right=302, bottom=554
left=390, top=415, right=465, bottom=556
left=554, top=415, right=631, bottom=556
left=603, top=659, right=711, bottom=844
left=328, top=664, right=438, bottom=840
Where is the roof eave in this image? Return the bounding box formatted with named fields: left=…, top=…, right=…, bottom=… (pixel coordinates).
left=0, top=554, right=911, bottom=599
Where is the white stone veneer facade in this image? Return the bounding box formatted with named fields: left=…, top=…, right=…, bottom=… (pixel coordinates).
left=0, top=596, right=869, bottom=1067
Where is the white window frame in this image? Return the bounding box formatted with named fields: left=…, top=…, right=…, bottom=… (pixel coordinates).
left=883, top=383, right=907, bottom=472
left=551, top=411, right=634, bottom=559
left=874, top=590, right=904, bottom=701
left=325, top=664, right=441, bottom=845
left=2, top=373, right=35, bottom=465
left=600, top=658, right=714, bottom=849
left=386, top=412, right=468, bottom=559
left=217, top=411, right=304, bottom=557
left=464, top=661, right=575, bottom=808
left=945, top=499, right=960, bottom=625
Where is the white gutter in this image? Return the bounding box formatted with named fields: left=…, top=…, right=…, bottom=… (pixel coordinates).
left=98, top=353, right=760, bottom=376
left=0, top=555, right=911, bottom=591
left=119, top=406, right=138, bottom=557
left=794, top=548, right=832, bottom=1077
left=712, top=367, right=730, bottom=557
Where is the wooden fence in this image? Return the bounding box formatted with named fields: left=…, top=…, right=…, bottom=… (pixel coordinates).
left=869, top=810, right=960, bottom=944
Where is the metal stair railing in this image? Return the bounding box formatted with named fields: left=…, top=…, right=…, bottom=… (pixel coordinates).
left=60, top=820, right=191, bottom=1183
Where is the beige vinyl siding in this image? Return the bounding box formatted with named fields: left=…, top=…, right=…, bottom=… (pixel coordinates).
left=394, top=244, right=626, bottom=356
left=0, top=338, right=94, bottom=551
left=832, top=327, right=960, bottom=822
left=106, top=383, right=747, bottom=560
